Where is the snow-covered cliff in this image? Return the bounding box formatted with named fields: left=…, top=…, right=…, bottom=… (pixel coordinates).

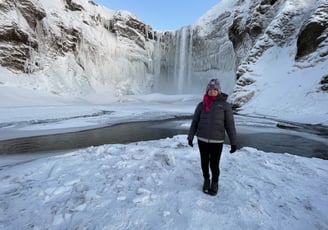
left=0, top=0, right=327, bottom=122
left=0, top=0, right=158, bottom=96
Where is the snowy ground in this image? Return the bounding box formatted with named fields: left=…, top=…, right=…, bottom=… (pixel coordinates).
left=0, top=136, right=327, bottom=230
left=0, top=92, right=328, bottom=229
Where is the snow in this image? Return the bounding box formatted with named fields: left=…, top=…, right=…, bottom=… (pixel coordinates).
left=234, top=45, right=328, bottom=125
left=1, top=134, right=327, bottom=229
left=195, top=0, right=238, bottom=34
left=0, top=0, right=328, bottom=229
left=195, top=0, right=328, bottom=125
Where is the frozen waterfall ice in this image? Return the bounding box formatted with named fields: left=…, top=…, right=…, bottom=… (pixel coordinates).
left=152, top=26, right=201, bottom=94
left=152, top=25, right=237, bottom=95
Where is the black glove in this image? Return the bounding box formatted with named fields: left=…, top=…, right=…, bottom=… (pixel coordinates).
left=188, top=139, right=193, bottom=147
left=230, top=145, right=237, bottom=153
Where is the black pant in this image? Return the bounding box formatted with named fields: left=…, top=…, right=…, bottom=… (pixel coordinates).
left=198, top=140, right=223, bottom=183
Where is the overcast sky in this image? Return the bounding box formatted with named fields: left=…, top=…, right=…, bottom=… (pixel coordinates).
left=93, top=0, right=220, bottom=30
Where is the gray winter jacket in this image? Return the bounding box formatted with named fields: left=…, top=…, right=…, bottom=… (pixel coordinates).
left=188, top=94, right=237, bottom=145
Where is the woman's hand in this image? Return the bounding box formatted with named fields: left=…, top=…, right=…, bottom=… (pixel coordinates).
left=188, top=139, right=193, bottom=147
left=230, top=145, right=237, bottom=153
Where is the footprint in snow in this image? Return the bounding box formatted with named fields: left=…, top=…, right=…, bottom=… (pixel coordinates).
left=133, top=188, right=156, bottom=204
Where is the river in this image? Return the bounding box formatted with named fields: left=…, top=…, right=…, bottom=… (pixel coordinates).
left=0, top=116, right=327, bottom=160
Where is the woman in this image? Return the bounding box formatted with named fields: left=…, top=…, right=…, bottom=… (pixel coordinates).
left=188, top=78, right=237, bottom=196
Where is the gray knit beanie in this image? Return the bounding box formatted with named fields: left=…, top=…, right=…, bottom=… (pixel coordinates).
left=206, top=78, right=221, bottom=92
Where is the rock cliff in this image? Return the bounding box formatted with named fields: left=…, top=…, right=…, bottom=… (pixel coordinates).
left=0, top=0, right=327, bottom=108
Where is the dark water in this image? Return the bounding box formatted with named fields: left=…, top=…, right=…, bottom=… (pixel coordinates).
left=0, top=119, right=187, bottom=154
left=236, top=132, right=327, bottom=159
left=0, top=118, right=327, bottom=159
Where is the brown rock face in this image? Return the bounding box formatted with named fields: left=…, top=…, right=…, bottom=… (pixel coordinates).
left=110, top=11, right=157, bottom=49
left=296, top=22, right=327, bottom=60
left=0, top=0, right=158, bottom=74
left=296, top=2, right=328, bottom=60
left=0, top=0, right=45, bottom=72
left=17, top=0, right=46, bottom=29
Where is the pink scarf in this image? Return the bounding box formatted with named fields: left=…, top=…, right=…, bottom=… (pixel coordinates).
left=203, top=94, right=217, bottom=112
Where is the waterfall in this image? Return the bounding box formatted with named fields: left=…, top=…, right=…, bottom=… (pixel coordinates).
left=176, top=26, right=188, bottom=92
left=153, top=26, right=194, bottom=94
left=152, top=24, right=236, bottom=95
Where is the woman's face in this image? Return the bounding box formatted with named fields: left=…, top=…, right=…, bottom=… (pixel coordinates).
left=207, top=89, right=219, bottom=96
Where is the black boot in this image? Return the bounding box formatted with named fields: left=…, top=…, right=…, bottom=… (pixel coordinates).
left=202, top=178, right=210, bottom=194
left=209, top=181, right=218, bottom=196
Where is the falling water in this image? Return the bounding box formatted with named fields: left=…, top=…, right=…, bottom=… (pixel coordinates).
left=153, top=26, right=194, bottom=94
left=152, top=24, right=236, bottom=95
left=176, top=27, right=187, bottom=92
left=174, top=26, right=193, bottom=93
